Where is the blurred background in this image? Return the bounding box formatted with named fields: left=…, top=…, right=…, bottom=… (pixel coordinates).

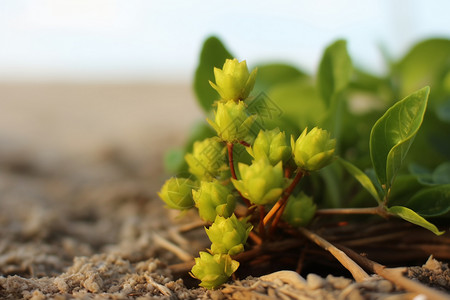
left=1, top=0, right=449, bottom=173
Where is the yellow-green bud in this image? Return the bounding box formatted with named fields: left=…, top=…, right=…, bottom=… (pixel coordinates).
left=209, top=58, right=258, bottom=101
left=231, top=159, right=286, bottom=205
left=282, top=193, right=316, bottom=227
left=291, top=127, right=336, bottom=172
left=206, top=215, right=253, bottom=256
left=158, top=177, right=198, bottom=210
left=190, top=252, right=239, bottom=289
left=192, top=181, right=236, bottom=222
left=247, top=129, right=291, bottom=166
left=185, top=137, right=228, bottom=181
left=207, top=101, right=256, bottom=143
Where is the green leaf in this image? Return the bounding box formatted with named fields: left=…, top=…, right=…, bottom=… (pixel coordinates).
left=266, top=78, right=326, bottom=130
left=387, top=206, right=444, bottom=235
left=338, top=158, right=381, bottom=204
left=394, top=38, right=450, bottom=97
left=194, top=36, right=233, bottom=112
left=253, top=63, right=307, bottom=93
left=433, top=162, right=450, bottom=184
left=370, top=87, right=430, bottom=189
left=405, top=184, right=450, bottom=217
left=164, top=148, right=188, bottom=174
left=317, top=40, right=352, bottom=106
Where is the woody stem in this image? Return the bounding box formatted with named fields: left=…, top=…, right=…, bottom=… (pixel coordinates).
left=263, top=169, right=303, bottom=226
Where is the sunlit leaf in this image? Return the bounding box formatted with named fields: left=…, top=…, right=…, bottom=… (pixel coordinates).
left=370, top=87, right=430, bottom=189
left=338, top=158, right=381, bottom=204
left=387, top=206, right=444, bottom=235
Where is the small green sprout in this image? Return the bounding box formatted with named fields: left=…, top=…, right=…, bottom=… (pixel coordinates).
left=207, top=100, right=256, bottom=143
left=231, top=159, right=287, bottom=205
left=206, top=214, right=253, bottom=255
left=185, top=137, right=228, bottom=181
left=283, top=193, right=317, bottom=227
left=158, top=177, right=198, bottom=210
left=291, top=127, right=336, bottom=172
left=246, top=129, right=291, bottom=166
left=190, top=252, right=239, bottom=289
left=192, top=180, right=236, bottom=222
left=209, top=58, right=257, bottom=101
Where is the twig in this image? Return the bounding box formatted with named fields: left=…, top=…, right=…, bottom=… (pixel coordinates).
left=263, top=169, right=303, bottom=225
left=315, top=206, right=389, bottom=218
left=337, top=244, right=450, bottom=300
left=298, top=227, right=370, bottom=282
left=177, top=220, right=208, bottom=233
left=153, top=232, right=194, bottom=262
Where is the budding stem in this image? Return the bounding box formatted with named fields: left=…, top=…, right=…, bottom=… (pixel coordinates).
left=263, top=169, right=304, bottom=226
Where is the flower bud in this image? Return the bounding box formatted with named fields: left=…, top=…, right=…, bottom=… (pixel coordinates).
left=209, top=58, right=257, bottom=101
left=282, top=193, right=316, bottom=227
left=185, top=137, right=228, bottom=181
left=207, top=101, right=256, bottom=143
left=190, top=252, right=239, bottom=289
left=232, top=159, right=286, bottom=205
left=291, top=127, right=336, bottom=171
left=158, top=177, right=198, bottom=210
left=206, top=215, right=253, bottom=256
left=247, top=129, right=291, bottom=166
left=192, top=180, right=236, bottom=222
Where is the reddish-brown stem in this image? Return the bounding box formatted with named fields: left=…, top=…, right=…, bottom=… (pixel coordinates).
left=248, top=231, right=262, bottom=245
left=259, top=205, right=266, bottom=239
left=227, top=142, right=237, bottom=180
left=239, top=140, right=251, bottom=147
left=284, top=167, right=291, bottom=178
left=269, top=201, right=288, bottom=234
left=227, top=142, right=251, bottom=207
left=263, top=169, right=304, bottom=226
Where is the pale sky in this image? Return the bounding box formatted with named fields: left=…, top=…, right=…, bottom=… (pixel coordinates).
left=0, top=0, right=449, bottom=81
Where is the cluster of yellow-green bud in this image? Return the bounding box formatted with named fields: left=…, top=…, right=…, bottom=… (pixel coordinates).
left=158, top=177, right=198, bottom=210
left=206, top=215, right=252, bottom=255
left=247, top=129, right=291, bottom=166
left=185, top=137, right=228, bottom=181
left=192, top=180, right=236, bottom=222
left=209, top=58, right=258, bottom=102
left=291, top=127, right=336, bottom=172
left=190, top=252, right=239, bottom=289
left=232, top=159, right=287, bottom=205
left=282, top=193, right=317, bottom=227
left=207, top=101, right=256, bottom=143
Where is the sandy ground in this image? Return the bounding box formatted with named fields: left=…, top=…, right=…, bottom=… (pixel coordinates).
left=0, top=83, right=449, bottom=299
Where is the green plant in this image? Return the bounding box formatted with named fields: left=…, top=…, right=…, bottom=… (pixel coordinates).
left=160, top=37, right=450, bottom=289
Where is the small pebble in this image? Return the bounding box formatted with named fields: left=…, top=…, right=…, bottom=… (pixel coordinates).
left=326, top=275, right=352, bottom=289
left=307, top=273, right=325, bottom=290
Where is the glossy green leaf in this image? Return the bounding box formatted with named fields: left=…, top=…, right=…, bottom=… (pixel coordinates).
left=388, top=206, right=444, bottom=235
left=194, top=36, right=233, bottom=112
left=370, top=87, right=430, bottom=189
left=338, top=158, right=381, bottom=204
left=317, top=40, right=352, bottom=106
left=405, top=184, right=450, bottom=217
